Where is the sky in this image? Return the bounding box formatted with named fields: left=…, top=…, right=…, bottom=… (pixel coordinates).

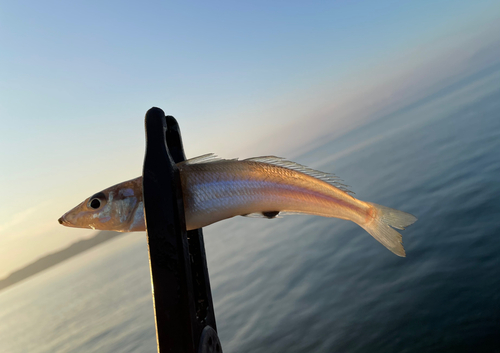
left=1, top=0, right=499, bottom=278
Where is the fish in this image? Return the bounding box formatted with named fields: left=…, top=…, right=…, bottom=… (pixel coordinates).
left=58, top=154, right=417, bottom=256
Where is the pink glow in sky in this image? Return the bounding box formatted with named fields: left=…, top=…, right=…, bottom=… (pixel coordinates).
left=0, top=0, right=499, bottom=277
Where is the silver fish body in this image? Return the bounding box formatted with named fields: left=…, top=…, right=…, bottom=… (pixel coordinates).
left=180, top=159, right=368, bottom=229
left=59, top=155, right=417, bottom=256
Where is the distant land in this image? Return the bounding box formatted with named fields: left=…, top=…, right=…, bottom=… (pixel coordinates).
left=0, top=231, right=124, bottom=292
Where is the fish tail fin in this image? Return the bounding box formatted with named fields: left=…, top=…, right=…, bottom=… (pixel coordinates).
left=358, top=202, right=417, bottom=257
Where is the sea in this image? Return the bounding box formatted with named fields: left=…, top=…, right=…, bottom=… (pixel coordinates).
left=1, top=65, right=500, bottom=353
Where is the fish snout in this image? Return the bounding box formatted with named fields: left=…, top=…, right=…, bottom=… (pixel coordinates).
left=58, top=216, right=68, bottom=225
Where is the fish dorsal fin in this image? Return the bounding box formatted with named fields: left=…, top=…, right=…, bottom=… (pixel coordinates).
left=178, top=153, right=236, bottom=165
left=244, top=156, right=354, bottom=195
left=180, top=154, right=353, bottom=195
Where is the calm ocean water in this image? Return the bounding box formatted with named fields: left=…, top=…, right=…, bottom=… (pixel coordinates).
left=1, top=66, right=500, bottom=353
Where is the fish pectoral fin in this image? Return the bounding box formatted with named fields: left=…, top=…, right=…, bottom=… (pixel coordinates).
left=262, top=211, right=280, bottom=218
left=241, top=211, right=280, bottom=219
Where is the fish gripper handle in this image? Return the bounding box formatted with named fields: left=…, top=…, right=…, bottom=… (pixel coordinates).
left=142, top=107, right=221, bottom=353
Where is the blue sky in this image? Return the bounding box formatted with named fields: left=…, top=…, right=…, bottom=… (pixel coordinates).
left=1, top=0, right=499, bottom=276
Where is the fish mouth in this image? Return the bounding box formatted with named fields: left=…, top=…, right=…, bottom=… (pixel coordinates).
left=58, top=216, right=68, bottom=225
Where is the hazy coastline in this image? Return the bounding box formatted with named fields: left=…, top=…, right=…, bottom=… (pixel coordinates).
left=0, top=231, right=123, bottom=292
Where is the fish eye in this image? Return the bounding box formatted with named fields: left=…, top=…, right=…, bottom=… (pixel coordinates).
left=89, top=198, right=101, bottom=209
left=87, top=192, right=106, bottom=210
